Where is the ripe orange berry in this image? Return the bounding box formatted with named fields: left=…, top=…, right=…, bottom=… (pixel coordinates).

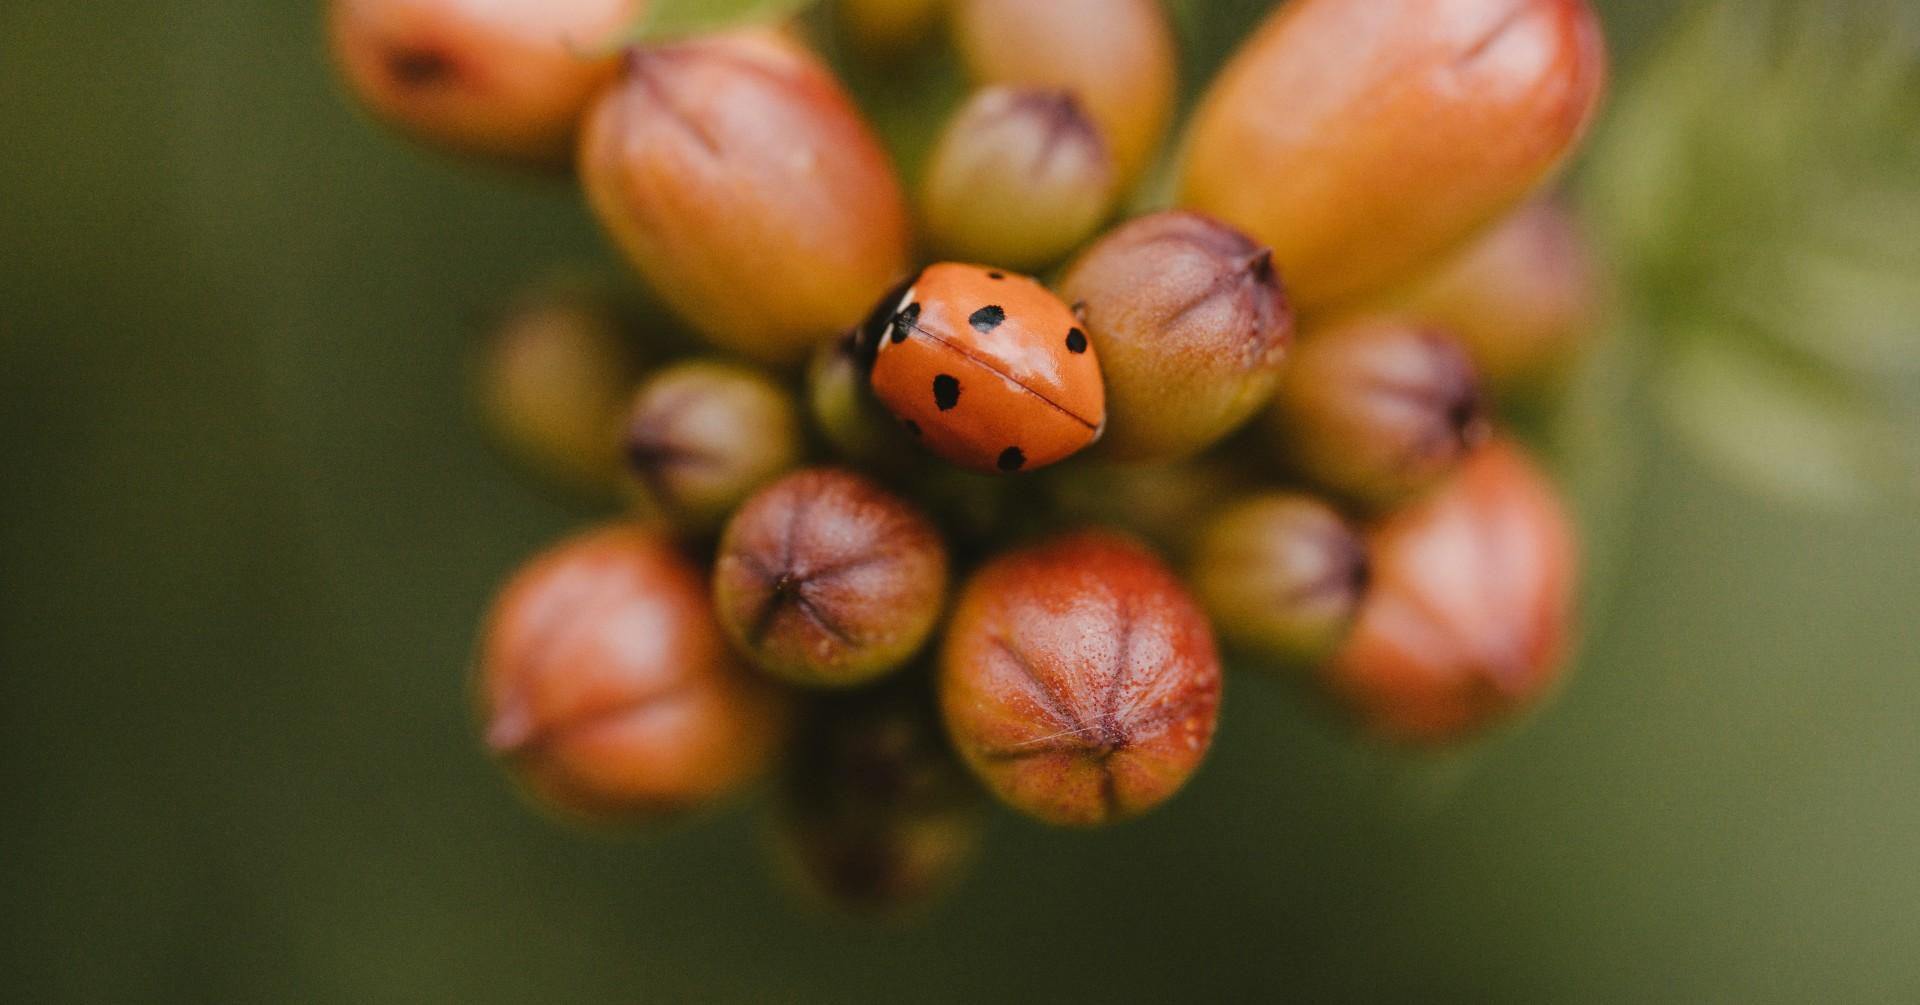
left=477, top=525, right=790, bottom=824
left=579, top=30, right=912, bottom=364
left=940, top=532, right=1221, bottom=827
left=1181, top=0, right=1607, bottom=309
left=329, top=0, right=640, bottom=167
left=1322, top=440, right=1579, bottom=744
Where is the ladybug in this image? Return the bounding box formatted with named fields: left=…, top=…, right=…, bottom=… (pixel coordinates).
left=863, top=263, right=1105, bottom=474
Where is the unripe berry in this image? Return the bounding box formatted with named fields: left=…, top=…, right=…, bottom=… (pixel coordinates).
left=920, top=87, right=1116, bottom=272
left=714, top=469, right=949, bottom=687
left=1268, top=317, right=1490, bottom=509
left=580, top=31, right=912, bottom=364
left=1060, top=212, right=1294, bottom=462
left=940, top=532, right=1221, bottom=827
left=620, top=360, right=803, bottom=534
left=329, top=0, right=639, bottom=167
left=475, top=284, right=642, bottom=501
left=1181, top=0, right=1607, bottom=309
left=949, top=0, right=1176, bottom=187
left=773, top=681, right=983, bottom=917
left=1390, top=198, right=1604, bottom=394
left=806, top=332, right=915, bottom=467
left=1191, top=494, right=1368, bottom=669
left=477, top=525, right=790, bottom=824
left=1322, top=440, right=1578, bottom=744
left=1039, top=457, right=1248, bottom=558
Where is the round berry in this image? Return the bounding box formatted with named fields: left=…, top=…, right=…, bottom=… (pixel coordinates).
left=714, top=469, right=949, bottom=687
left=620, top=360, right=803, bottom=535
left=1268, top=316, right=1490, bottom=509
left=940, top=532, right=1221, bottom=827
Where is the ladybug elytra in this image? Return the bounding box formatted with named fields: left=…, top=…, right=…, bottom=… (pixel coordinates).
left=865, top=263, right=1105, bottom=474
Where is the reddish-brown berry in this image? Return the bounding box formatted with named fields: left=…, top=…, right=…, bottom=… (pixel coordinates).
left=477, top=525, right=790, bottom=824
left=1389, top=198, right=1605, bottom=394
left=329, top=0, right=640, bottom=167
left=940, top=532, right=1221, bottom=827
left=714, top=470, right=949, bottom=687
left=773, top=681, right=984, bottom=917
left=1323, top=440, right=1578, bottom=744
left=1268, top=316, right=1491, bottom=509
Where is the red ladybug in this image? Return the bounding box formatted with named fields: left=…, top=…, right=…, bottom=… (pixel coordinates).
left=865, top=263, right=1105, bottom=474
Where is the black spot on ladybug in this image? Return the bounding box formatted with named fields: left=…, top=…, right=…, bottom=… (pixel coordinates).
left=902, top=419, right=921, bottom=437
left=987, top=271, right=1006, bottom=280
left=933, top=374, right=961, bottom=411
left=997, top=447, right=1026, bottom=472
left=969, top=305, right=1006, bottom=332
left=1066, top=328, right=1088, bottom=353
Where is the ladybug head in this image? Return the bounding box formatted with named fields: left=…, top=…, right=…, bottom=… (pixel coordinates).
left=851, top=271, right=921, bottom=368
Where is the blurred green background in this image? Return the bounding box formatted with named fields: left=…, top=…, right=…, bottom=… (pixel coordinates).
left=4, top=1, right=1918, bottom=1001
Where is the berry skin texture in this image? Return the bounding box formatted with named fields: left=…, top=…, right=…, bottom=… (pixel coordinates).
left=1388, top=198, right=1605, bottom=394
left=940, top=532, right=1222, bottom=827
left=950, top=0, right=1176, bottom=187
left=868, top=263, right=1106, bottom=475
left=620, top=360, right=803, bottom=535
left=1061, top=211, right=1294, bottom=462
left=1269, top=316, right=1490, bottom=510
left=1324, top=440, right=1578, bottom=744
left=580, top=30, right=912, bottom=365
left=477, top=525, right=790, bottom=825
left=1192, top=493, right=1369, bottom=670
left=1180, top=0, right=1608, bottom=310
left=329, top=0, right=640, bottom=167
left=714, top=469, right=949, bottom=688
left=920, top=87, right=1117, bottom=273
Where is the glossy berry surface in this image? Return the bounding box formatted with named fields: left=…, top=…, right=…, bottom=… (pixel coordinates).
left=868, top=263, right=1106, bottom=475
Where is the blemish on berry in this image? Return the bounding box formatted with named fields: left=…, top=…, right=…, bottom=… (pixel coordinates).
left=386, top=46, right=457, bottom=88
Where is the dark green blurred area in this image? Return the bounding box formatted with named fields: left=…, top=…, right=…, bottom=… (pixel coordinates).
left=4, top=2, right=1918, bottom=1001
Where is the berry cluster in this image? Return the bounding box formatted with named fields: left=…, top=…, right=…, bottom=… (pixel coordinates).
left=334, top=0, right=1609, bottom=916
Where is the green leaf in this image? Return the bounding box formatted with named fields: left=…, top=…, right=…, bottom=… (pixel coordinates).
left=631, top=0, right=820, bottom=42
